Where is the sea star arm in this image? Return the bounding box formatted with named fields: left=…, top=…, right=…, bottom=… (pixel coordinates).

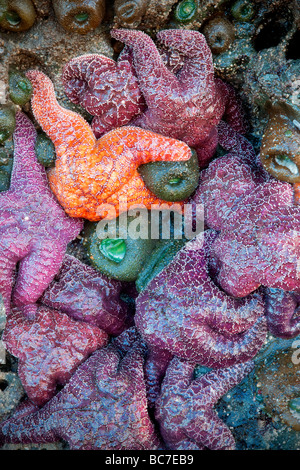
left=26, top=70, right=96, bottom=158
left=264, top=287, right=300, bottom=338
left=10, top=112, right=48, bottom=192
left=111, top=29, right=180, bottom=113
left=62, top=53, right=144, bottom=137
left=143, top=347, right=173, bottom=408
left=205, top=288, right=265, bottom=336
left=0, top=399, right=58, bottom=445
left=186, top=361, right=254, bottom=450
left=216, top=80, right=248, bottom=135
left=12, top=239, right=66, bottom=311
left=189, top=360, right=254, bottom=407
left=156, top=29, right=215, bottom=94
left=62, top=53, right=113, bottom=106
left=0, top=252, right=18, bottom=314
left=193, top=127, right=219, bottom=168
left=189, top=317, right=267, bottom=368
left=156, top=357, right=254, bottom=450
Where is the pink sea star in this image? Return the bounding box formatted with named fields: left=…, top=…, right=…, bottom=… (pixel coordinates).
left=155, top=357, right=254, bottom=450
left=110, top=29, right=246, bottom=167
left=0, top=330, right=160, bottom=450
left=2, top=304, right=108, bottom=407
left=0, top=112, right=83, bottom=318
left=40, top=254, right=132, bottom=336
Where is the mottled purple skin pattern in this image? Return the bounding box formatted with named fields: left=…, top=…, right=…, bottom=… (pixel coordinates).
left=191, top=122, right=300, bottom=339
left=192, top=121, right=271, bottom=230
left=62, top=49, right=145, bottom=138
left=3, top=304, right=108, bottom=407
left=0, top=112, right=83, bottom=319
left=0, top=329, right=160, bottom=450
left=110, top=29, right=246, bottom=167
left=206, top=177, right=300, bottom=298
left=263, top=288, right=300, bottom=339
left=40, top=254, right=132, bottom=336
left=143, top=347, right=173, bottom=410
left=135, top=230, right=267, bottom=368
left=155, top=358, right=254, bottom=450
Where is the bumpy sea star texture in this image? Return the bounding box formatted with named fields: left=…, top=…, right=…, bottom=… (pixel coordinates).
left=0, top=112, right=83, bottom=318
left=26, top=69, right=192, bottom=221
left=263, top=288, right=300, bottom=339
left=199, top=153, right=300, bottom=297
left=135, top=230, right=267, bottom=368
left=110, top=29, right=246, bottom=167
left=155, top=357, right=254, bottom=450
left=62, top=49, right=145, bottom=138
left=194, top=120, right=300, bottom=298
left=191, top=120, right=270, bottom=229
left=40, top=254, right=132, bottom=336
left=191, top=122, right=300, bottom=336
left=0, top=331, right=160, bottom=450
left=2, top=304, right=108, bottom=407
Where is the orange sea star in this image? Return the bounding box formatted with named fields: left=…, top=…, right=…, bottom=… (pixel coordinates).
left=26, top=70, right=192, bottom=221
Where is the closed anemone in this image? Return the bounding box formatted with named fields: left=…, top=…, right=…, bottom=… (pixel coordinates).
left=9, top=69, right=33, bottom=105
left=0, top=0, right=36, bottom=32
left=231, top=0, right=255, bottom=22
left=35, top=133, right=56, bottom=168
left=203, top=17, right=235, bottom=55
left=138, top=150, right=199, bottom=202
left=114, top=0, right=148, bottom=25
left=52, top=0, right=105, bottom=34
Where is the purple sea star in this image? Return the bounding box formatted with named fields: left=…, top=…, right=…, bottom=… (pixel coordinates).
left=192, top=120, right=300, bottom=298
left=0, top=330, right=160, bottom=450
left=2, top=304, right=108, bottom=407
left=0, top=112, right=83, bottom=318
left=263, top=288, right=300, bottom=339
left=62, top=48, right=145, bottom=138
left=155, top=357, right=254, bottom=450
left=205, top=177, right=300, bottom=298
left=40, top=254, right=132, bottom=336
left=194, top=124, right=300, bottom=336
left=191, top=120, right=270, bottom=230
left=110, top=29, right=246, bottom=167
left=135, top=230, right=267, bottom=393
